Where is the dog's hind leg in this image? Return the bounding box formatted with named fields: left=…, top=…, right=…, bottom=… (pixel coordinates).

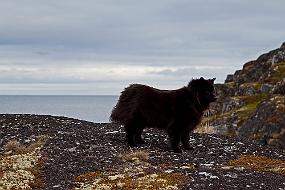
left=124, top=120, right=136, bottom=147
left=134, top=123, right=145, bottom=144
left=124, top=115, right=145, bottom=147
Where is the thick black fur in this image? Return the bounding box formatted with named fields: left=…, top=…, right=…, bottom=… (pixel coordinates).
left=110, top=77, right=217, bottom=153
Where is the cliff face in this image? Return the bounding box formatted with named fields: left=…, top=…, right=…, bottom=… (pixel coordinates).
left=199, top=42, right=285, bottom=149
left=225, top=42, right=285, bottom=85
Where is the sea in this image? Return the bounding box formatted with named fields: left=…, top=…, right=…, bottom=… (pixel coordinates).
left=0, top=95, right=118, bottom=123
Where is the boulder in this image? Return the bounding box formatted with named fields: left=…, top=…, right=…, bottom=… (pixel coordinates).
left=260, top=83, right=274, bottom=93
left=225, top=74, right=234, bottom=83
left=272, top=78, right=285, bottom=95
left=238, top=95, right=285, bottom=148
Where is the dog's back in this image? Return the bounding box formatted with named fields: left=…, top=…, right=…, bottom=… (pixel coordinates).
left=110, top=84, right=174, bottom=126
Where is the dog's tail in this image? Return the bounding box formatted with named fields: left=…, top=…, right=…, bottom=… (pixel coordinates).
left=109, top=105, right=121, bottom=123
left=110, top=85, right=139, bottom=124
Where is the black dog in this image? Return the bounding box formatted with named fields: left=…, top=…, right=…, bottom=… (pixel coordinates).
left=110, top=77, right=217, bottom=153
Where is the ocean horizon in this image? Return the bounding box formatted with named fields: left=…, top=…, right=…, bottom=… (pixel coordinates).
left=0, top=95, right=118, bottom=123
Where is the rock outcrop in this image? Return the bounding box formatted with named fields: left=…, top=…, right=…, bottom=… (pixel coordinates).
left=238, top=95, right=285, bottom=148
left=199, top=42, right=285, bottom=149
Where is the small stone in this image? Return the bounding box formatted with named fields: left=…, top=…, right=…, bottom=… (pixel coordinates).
left=164, top=169, right=174, bottom=173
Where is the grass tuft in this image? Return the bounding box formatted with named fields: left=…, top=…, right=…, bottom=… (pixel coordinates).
left=118, top=150, right=149, bottom=162
left=3, top=135, right=48, bottom=155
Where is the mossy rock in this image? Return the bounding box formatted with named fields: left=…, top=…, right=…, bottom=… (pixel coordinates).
left=265, top=62, right=285, bottom=83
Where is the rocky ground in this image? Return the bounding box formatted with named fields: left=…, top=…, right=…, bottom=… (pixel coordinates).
left=1, top=114, right=285, bottom=190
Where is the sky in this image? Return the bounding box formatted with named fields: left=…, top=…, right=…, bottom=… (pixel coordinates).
left=0, top=0, right=284, bottom=95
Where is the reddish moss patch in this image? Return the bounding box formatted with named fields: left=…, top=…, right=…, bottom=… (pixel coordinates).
left=224, top=155, right=285, bottom=175
left=29, top=178, right=45, bottom=189
left=74, top=171, right=100, bottom=182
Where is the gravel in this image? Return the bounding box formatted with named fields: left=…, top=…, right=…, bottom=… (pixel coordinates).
left=1, top=114, right=285, bottom=190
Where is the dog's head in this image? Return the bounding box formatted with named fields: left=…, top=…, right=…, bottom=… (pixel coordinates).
left=188, top=77, right=217, bottom=105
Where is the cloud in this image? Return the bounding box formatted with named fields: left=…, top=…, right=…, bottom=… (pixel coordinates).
left=1, top=1, right=284, bottom=50
left=0, top=0, right=284, bottom=94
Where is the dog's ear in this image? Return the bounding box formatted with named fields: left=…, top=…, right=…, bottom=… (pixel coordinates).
left=199, top=77, right=205, bottom=81
left=209, top=78, right=216, bottom=84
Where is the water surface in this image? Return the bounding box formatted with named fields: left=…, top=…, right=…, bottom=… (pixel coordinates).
left=0, top=95, right=118, bottom=123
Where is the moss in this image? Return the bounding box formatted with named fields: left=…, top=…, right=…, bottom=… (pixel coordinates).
left=237, top=93, right=268, bottom=104
left=0, top=137, right=47, bottom=189
left=73, top=151, right=192, bottom=190
left=225, top=82, right=235, bottom=88
left=102, top=173, right=186, bottom=190
left=223, top=155, right=285, bottom=175
left=234, top=94, right=269, bottom=127
left=74, top=171, right=100, bottom=182
left=29, top=179, right=45, bottom=189
left=239, top=82, right=262, bottom=90
left=236, top=103, right=258, bottom=127
left=118, top=150, right=149, bottom=162
left=265, top=62, right=285, bottom=83
left=74, top=171, right=188, bottom=190
left=240, top=102, right=258, bottom=112
left=3, top=135, right=48, bottom=155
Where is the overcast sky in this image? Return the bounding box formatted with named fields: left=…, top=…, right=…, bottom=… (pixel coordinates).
left=0, top=0, right=284, bottom=95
